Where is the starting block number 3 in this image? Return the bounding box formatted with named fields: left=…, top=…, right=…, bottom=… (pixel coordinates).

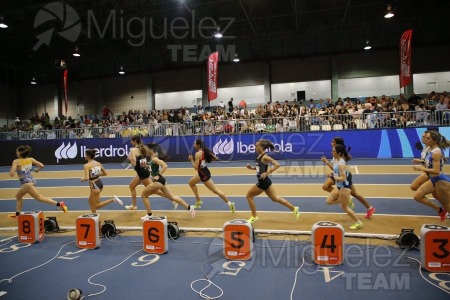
left=421, top=224, right=450, bottom=272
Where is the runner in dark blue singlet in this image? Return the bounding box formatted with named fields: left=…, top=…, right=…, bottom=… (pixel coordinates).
left=245, top=139, right=300, bottom=224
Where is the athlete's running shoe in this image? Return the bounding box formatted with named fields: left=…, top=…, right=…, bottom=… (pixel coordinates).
left=59, top=201, right=68, bottom=213
left=113, top=195, right=123, bottom=206
left=173, top=201, right=179, bottom=210
left=193, top=201, right=203, bottom=209
left=348, top=198, right=355, bottom=210
left=438, top=208, right=448, bottom=222
left=189, top=206, right=195, bottom=218
left=349, top=222, right=363, bottom=230
left=365, top=207, right=376, bottom=219
left=141, top=215, right=153, bottom=221
left=125, top=205, right=137, bottom=211
left=293, top=207, right=300, bottom=219
left=229, top=202, right=235, bottom=213
left=247, top=216, right=259, bottom=224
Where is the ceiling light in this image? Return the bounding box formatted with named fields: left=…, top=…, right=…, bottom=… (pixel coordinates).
left=233, top=54, right=240, bottom=62
left=0, top=15, right=8, bottom=29
left=364, top=40, right=372, bottom=50
left=384, top=4, right=394, bottom=19
left=214, top=27, right=222, bottom=38
left=73, top=46, right=80, bottom=57
left=119, top=66, right=125, bottom=75
left=31, top=77, right=37, bottom=85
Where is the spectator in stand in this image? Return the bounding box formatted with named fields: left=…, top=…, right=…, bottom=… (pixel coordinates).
left=408, top=93, right=421, bottom=110
left=204, top=120, right=214, bottom=135
left=308, top=99, right=316, bottom=109
left=214, top=120, right=223, bottom=134
left=326, top=98, right=334, bottom=108
left=121, top=127, right=132, bottom=137
left=33, top=121, right=43, bottom=132
left=254, top=119, right=267, bottom=133
left=316, top=98, right=325, bottom=109
left=239, top=99, right=247, bottom=109
left=102, top=105, right=113, bottom=120
left=415, top=103, right=429, bottom=125
left=92, top=115, right=100, bottom=125
left=398, top=93, right=409, bottom=111
left=435, top=96, right=447, bottom=124
left=344, top=97, right=353, bottom=108
left=223, top=120, right=233, bottom=134
left=196, top=105, right=204, bottom=116
left=266, top=119, right=276, bottom=132
left=228, top=98, right=234, bottom=113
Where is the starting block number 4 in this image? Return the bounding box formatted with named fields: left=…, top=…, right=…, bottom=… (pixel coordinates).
left=421, top=224, right=450, bottom=272
left=311, top=221, right=344, bottom=265
left=18, top=211, right=45, bottom=244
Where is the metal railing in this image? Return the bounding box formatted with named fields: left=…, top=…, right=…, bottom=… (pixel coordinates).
left=1, top=109, right=449, bottom=140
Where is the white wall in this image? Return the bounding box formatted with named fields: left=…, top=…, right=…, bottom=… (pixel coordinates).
left=413, top=71, right=450, bottom=94
left=214, top=85, right=265, bottom=105
left=338, top=75, right=400, bottom=98
left=155, top=90, right=202, bottom=109
left=271, top=80, right=331, bottom=101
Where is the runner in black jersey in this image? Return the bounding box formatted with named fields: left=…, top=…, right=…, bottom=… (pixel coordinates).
left=125, top=135, right=166, bottom=211
left=245, top=139, right=300, bottom=224
left=140, top=143, right=195, bottom=219
left=188, top=139, right=235, bottom=212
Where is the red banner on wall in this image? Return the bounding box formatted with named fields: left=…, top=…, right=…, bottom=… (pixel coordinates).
left=63, top=69, right=68, bottom=116
left=207, top=52, right=218, bottom=102
left=399, top=29, right=413, bottom=88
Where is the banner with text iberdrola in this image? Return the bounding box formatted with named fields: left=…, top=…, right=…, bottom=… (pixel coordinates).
left=1, top=127, right=449, bottom=166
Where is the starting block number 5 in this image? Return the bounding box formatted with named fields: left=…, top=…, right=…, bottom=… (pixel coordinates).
left=223, top=220, right=254, bottom=261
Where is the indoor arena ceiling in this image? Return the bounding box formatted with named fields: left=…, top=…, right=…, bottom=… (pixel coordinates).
left=0, top=0, right=449, bottom=85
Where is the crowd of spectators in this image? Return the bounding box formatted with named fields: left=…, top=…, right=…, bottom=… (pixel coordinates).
left=1, top=91, right=449, bottom=139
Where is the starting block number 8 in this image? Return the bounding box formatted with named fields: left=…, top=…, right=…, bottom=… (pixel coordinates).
left=18, top=211, right=45, bottom=244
